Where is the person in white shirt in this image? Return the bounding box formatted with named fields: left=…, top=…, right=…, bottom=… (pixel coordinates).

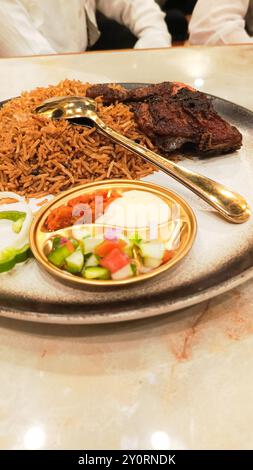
left=0, top=0, right=171, bottom=57
left=189, top=0, right=253, bottom=45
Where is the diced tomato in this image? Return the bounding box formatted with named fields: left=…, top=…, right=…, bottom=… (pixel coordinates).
left=162, top=249, right=174, bottom=264
left=95, top=239, right=126, bottom=257
left=100, top=248, right=129, bottom=273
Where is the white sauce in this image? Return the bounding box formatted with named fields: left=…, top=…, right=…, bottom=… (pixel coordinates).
left=95, top=190, right=171, bottom=228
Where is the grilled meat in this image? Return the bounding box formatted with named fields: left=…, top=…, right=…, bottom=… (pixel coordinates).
left=87, top=82, right=242, bottom=155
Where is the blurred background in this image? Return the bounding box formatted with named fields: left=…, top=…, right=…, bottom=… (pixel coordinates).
left=90, top=0, right=197, bottom=50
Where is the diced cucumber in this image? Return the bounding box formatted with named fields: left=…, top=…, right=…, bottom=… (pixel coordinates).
left=48, top=245, right=73, bottom=267
left=83, top=238, right=103, bottom=254
left=83, top=266, right=111, bottom=280
left=143, top=257, right=162, bottom=269
left=85, top=254, right=99, bottom=268
left=111, top=263, right=133, bottom=281
left=65, top=249, right=84, bottom=274
left=139, top=241, right=165, bottom=260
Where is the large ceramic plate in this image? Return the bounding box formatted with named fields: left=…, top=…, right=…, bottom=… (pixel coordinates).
left=0, top=83, right=253, bottom=324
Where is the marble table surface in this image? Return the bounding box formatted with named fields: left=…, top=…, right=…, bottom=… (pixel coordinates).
left=1, top=45, right=253, bottom=450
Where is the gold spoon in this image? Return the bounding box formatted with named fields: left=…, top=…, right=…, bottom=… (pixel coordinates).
left=35, top=96, right=250, bottom=223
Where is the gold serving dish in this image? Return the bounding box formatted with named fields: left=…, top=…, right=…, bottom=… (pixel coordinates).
left=30, top=180, right=197, bottom=286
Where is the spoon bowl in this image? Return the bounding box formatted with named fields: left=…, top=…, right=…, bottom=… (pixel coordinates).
left=36, top=95, right=97, bottom=120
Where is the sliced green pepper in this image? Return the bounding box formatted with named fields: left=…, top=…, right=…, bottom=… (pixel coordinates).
left=12, top=215, right=26, bottom=234
left=0, top=248, right=16, bottom=273
left=0, top=210, right=27, bottom=234
left=0, top=244, right=30, bottom=273
left=15, top=244, right=31, bottom=264
left=0, top=211, right=26, bottom=222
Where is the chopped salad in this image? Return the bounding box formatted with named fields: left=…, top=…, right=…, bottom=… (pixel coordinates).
left=46, top=230, right=174, bottom=282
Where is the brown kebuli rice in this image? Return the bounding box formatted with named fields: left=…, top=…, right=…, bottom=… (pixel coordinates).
left=0, top=80, right=155, bottom=198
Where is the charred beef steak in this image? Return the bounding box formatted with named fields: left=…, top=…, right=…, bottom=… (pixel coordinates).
left=87, top=82, right=242, bottom=155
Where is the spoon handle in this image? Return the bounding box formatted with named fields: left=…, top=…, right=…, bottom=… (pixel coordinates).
left=92, top=115, right=250, bottom=224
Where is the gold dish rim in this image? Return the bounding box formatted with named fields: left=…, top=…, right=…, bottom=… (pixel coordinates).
left=30, top=179, right=197, bottom=287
